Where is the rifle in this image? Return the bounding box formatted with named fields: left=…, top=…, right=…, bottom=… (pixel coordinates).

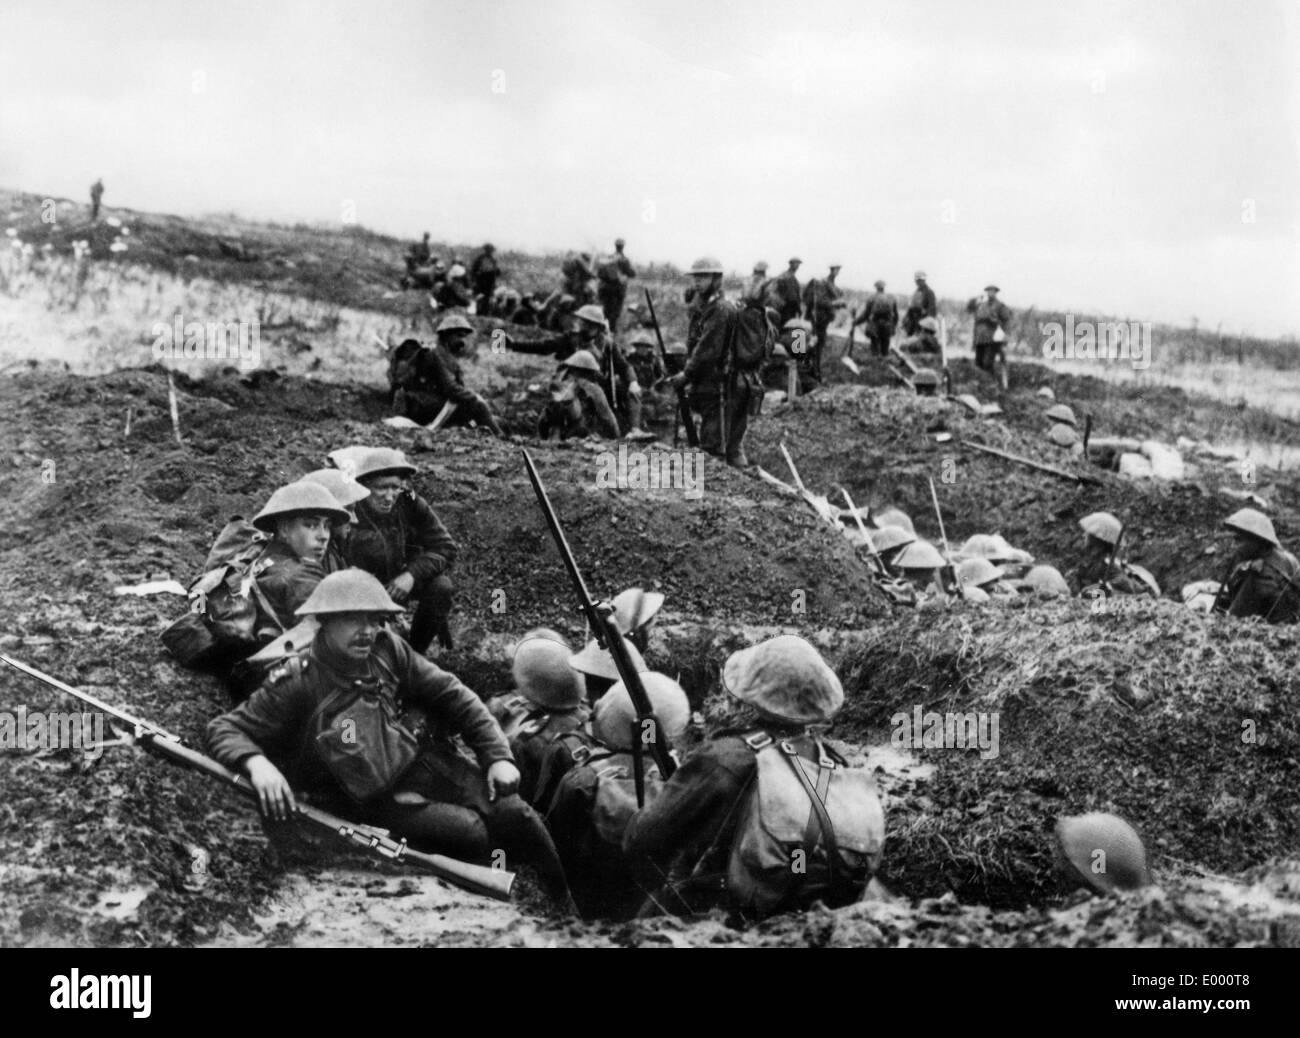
left=1100, top=522, right=1126, bottom=597
left=644, top=287, right=698, bottom=448
left=960, top=439, right=1103, bottom=486
left=929, top=475, right=962, bottom=596
left=0, top=653, right=514, bottom=902
left=520, top=450, right=676, bottom=797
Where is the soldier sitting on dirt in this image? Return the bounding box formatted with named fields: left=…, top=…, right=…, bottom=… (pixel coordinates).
left=250, top=481, right=349, bottom=630
left=898, top=316, right=941, bottom=355
left=389, top=314, right=503, bottom=435
left=344, top=448, right=459, bottom=654
left=537, top=349, right=621, bottom=441
left=299, top=469, right=371, bottom=574
left=623, top=635, right=885, bottom=920
left=1214, top=508, right=1300, bottom=623
left=546, top=674, right=690, bottom=920
left=1075, top=512, right=1158, bottom=597
left=205, top=568, right=572, bottom=909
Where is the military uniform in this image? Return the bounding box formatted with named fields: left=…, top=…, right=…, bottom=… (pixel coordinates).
left=538, top=370, right=621, bottom=440
left=969, top=295, right=1012, bottom=372
left=767, top=271, right=803, bottom=327
left=486, top=695, right=591, bottom=807
left=256, top=540, right=326, bottom=631
left=469, top=248, right=499, bottom=312
left=596, top=252, right=637, bottom=332
left=801, top=278, right=843, bottom=381
left=855, top=291, right=898, bottom=358
left=1215, top=546, right=1300, bottom=622
left=346, top=494, right=457, bottom=653
left=683, top=294, right=755, bottom=465
left=904, top=282, right=937, bottom=335
left=592, top=335, right=642, bottom=434
left=206, top=628, right=567, bottom=896
left=395, top=340, right=500, bottom=431
left=1075, top=557, right=1150, bottom=597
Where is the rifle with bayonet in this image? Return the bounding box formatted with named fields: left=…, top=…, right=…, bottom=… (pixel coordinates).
left=960, top=439, right=1103, bottom=486
left=836, top=486, right=916, bottom=606
left=521, top=450, right=676, bottom=805
left=0, top=653, right=514, bottom=901
left=644, top=288, right=698, bottom=447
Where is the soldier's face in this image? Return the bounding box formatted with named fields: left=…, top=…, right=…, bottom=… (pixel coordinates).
left=364, top=476, right=406, bottom=514
left=442, top=330, right=471, bottom=353
left=277, top=514, right=331, bottom=562
left=321, top=612, right=386, bottom=661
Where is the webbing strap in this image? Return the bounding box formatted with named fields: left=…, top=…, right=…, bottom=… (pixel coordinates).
left=781, top=740, right=841, bottom=894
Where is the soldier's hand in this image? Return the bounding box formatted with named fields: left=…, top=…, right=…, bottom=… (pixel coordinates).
left=246, top=755, right=296, bottom=821
left=485, top=760, right=521, bottom=802
left=386, top=572, right=415, bottom=602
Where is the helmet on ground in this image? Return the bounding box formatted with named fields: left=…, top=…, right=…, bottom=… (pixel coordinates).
left=1045, top=403, right=1077, bottom=427
left=1079, top=512, right=1122, bottom=546
left=690, top=257, right=724, bottom=275
left=872, top=507, right=914, bottom=535
left=568, top=637, right=647, bottom=681
left=561, top=349, right=601, bottom=374
left=436, top=312, right=473, bottom=335
left=593, top=673, right=691, bottom=750
left=913, top=369, right=939, bottom=393
left=869, top=525, right=915, bottom=554
left=956, top=557, right=1003, bottom=588
left=919, top=316, right=939, bottom=332
left=894, top=540, right=946, bottom=570
left=253, top=481, right=351, bottom=532
left=723, top=635, right=843, bottom=725
left=575, top=304, right=609, bottom=329
left=354, top=447, right=417, bottom=482
left=295, top=568, right=403, bottom=617
left=612, top=588, right=665, bottom=634
left=1054, top=813, right=1151, bottom=895
left=1222, top=507, right=1278, bottom=547
left=1021, top=565, right=1071, bottom=597
left=512, top=636, right=584, bottom=710
left=300, top=468, right=370, bottom=509
left=1048, top=424, right=1079, bottom=447
left=959, top=534, right=1000, bottom=560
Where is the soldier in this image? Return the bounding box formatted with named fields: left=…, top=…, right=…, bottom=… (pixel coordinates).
left=898, top=316, right=941, bottom=355
left=612, top=586, right=664, bottom=654
left=955, top=557, right=1017, bottom=603
left=409, top=232, right=432, bottom=269
left=537, top=349, right=621, bottom=441
left=1075, top=512, right=1155, bottom=597
left=568, top=635, right=648, bottom=707
left=1054, top=813, right=1150, bottom=896
left=892, top=540, right=948, bottom=596
left=205, top=568, right=571, bottom=905
left=249, top=481, right=349, bottom=632
left=508, top=291, right=543, bottom=327
left=801, top=264, right=846, bottom=382
left=1014, top=564, right=1072, bottom=598
left=396, top=314, right=504, bottom=435
left=487, top=630, right=590, bottom=809
left=1045, top=403, right=1082, bottom=453
left=625, top=330, right=666, bottom=391
left=767, top=257, right=804, bottom=327
left=435, top=264, right=474, bottom=310
left=572, top=304, right=645, bottom=437
left=89, top=179, right=104, bottom=221
left=903, top=270, right=937, bottom=336
left=561, top=252, right=596, bottom=305
left=596, top=238, right=637, bottom=333
left=853, top=280, right=898, bottom=358
left=623, top=635, right=885, bottom=919
left=1214, top=508, right=1300, bottom=622
left=545, top=674, right=691, bottom=919
left=469, top=243, right=500, bottom=314
left=742, top=261, right=770, bottom=305
left=300, top=468, right=371, bottom=574
left=667, top=256, right=759, bottom=468
left=345, top=447, right=458, bottom=654
left=967, top=285, right=1012, bottom=373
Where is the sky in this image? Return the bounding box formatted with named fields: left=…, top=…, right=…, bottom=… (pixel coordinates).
left=2, top=0, right=1298, bottom=336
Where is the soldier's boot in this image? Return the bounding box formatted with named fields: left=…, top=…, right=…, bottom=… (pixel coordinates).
left=724, top=383, right=753, bottom=468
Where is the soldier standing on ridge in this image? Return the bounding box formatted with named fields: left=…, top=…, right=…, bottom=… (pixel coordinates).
left=802, top=263, right=846, bottom=382
left=967, top=284, right=1012, bottom=373
left=596, top=238, right=637, bottom=333
left=854, top=280, right=898, bottom=358
left=903, top=270, right=937, bottom=336
left=469, top=243, right=500, bottom=315
left=90, top=179, right=104, bottom=221
left=767, top=257, right=804, bottom=327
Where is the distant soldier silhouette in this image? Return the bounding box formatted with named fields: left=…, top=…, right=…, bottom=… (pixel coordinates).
left=90, top=179, right=104, bottom=221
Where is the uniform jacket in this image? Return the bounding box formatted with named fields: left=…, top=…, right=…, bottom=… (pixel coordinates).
left=908, top=283, right=937, bottom=319
left=801, top=278, right=843, bottom=324
left=470, top=251, right=499, bottom=293
left=1217, top=547, right=1300, bottom=621
left=486, top=694, right=591, bottom=808
left=1075, top=556, right=1149, bottom=596
left=205, top=629, right=512, bottom=800
left=256, top=539, right=326, bottom=630
left=859, top=291, right=899, bottom=329
left=969, top=296, right=1012, bottom=344
left=682, top=294, right=739, bottom=385
left=767, top=272, right=803, bottom=324
left=346, top=493, right=458, bottom=586
left=597, top=253, right=636, bottom=287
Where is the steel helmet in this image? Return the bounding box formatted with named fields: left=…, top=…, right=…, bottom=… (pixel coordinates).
left=872, top=507, right=915, bottom=535
left=300, top=468, right=370, bottom=509
left=782, top=318, right=812, bottom=332
left=448, top=263, right=467, bottom=279
left=987, top=534, right=1032, bottom=564
left=913, top=369, right=940, bottom=392
left=869, top=525, right=915, bottom=555
left=295, top=568, right=404, bottom=617
left=788, top=257, right=802, bottom=265
left=919, top=316, right=939, bottom=332
left=612, top=588, right=665, bottom=634
left=829, top=263, right=842, bottom=270
left=959, top=534, right=1000, bottom=560
left=723, top=635, right=843, bottom=725
left=1079, top=512, right=1123, bottom=546
left=628, top=330, right=657, bottom=349
left=1021, top=565, right=1071, bottom=597
left=665, top=341, right=688, bottom=356
left=1054, top=813, right=1150, bottom=895
left=354, top=447, right=417, bottom=483
left=874, top=279, right=886, bottom=290
left=1048, top=424, right=1080, bottom=447
left=575, top=304, right=609, bottom=329
left=914, top=270, right=927, bottom=280
left=561, top=349, right=601, bottom=374
left=512, top=636, right=585, bottom=710
left=894, top=540, right=946, bottom=570
left=1044, top=404, right=1077, bottom=427
left=690, top=257, right=724, bottom=275
left=518, top=626, right=570, bottom=648
left=956, top=557, right=1003, bottom=588
left=1222, top=507, right=1279, bottom=547
left=436, top=312, right=473, bottom=335
left=985, top=284, right=1000, bottom=293
left=568, top=637, right=647, bottom=681
left=253, top=481, right=351, bottom=533
left=753, top=261, right=769, bottom=273
left=614, top=237, right=626, bottom=248
left=593, top=672, right=691, bottom=750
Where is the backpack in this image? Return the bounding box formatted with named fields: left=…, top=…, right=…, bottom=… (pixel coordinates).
left=726, top=731, right=885, bottom=918
left=729, top=299, right=776, bottom=371
left=868, top=294, right=897, bottom=323
left=544, top=738, right=669, bottom=845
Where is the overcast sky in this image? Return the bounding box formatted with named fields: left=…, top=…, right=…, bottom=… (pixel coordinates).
left=2, top=0, right=1297, bottom=335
